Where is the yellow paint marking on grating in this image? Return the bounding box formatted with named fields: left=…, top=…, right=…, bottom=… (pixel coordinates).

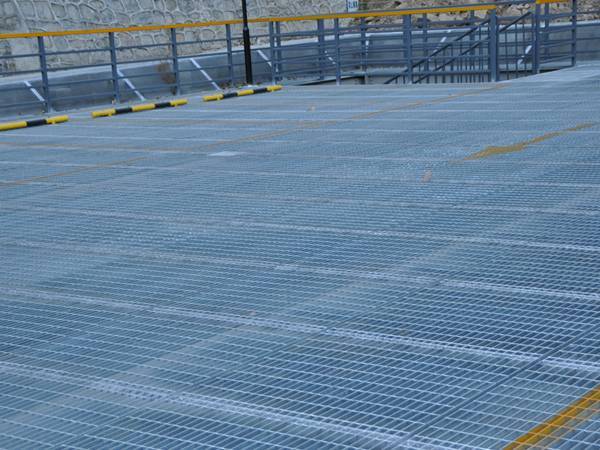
left=3, top=85, right=503, bottom=186
left=465, top=123, right=595, bottom=160
left=505, top=385, right=600, bottom=449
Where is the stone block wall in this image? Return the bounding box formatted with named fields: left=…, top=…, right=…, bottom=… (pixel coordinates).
left=0, top=0, right=346, bottom=73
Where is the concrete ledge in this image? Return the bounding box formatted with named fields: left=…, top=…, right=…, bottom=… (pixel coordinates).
left=204, top=85, right=282, bottom=102
left=92, top=99, right=188, bottom=118
left=0, top=115, right=69, bottom=132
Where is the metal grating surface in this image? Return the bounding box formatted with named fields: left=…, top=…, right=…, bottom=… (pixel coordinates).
left=1, top=63, right=600, bottom=449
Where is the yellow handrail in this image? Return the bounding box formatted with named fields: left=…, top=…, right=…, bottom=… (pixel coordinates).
left=0, top=3, right=505, bottom=40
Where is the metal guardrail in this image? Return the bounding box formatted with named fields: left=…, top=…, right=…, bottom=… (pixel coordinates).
left=0, top=0, right=577, bottom=116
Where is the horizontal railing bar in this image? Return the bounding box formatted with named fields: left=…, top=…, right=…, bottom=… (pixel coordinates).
left=48, top=77, right=115, bottom=87
left=109, top=56, right=173, bottom=65
left=0, top=100, right=45, bottom=108
left=175, top=38, right=229, bottom=46
left=0, top=69, right=43, bottom=77
left=44, top=48, right=111, bottom=57
left=116, top=42, right=172, bottom=51
left=177, top=61, right=234, bottom=71
left=0, top=85, right=40, bottom=93
left=48, top=91, right=117, bottom=103
left=0, top=52, right=41, bottom=60
left=45, top=61, right=113, bottom=72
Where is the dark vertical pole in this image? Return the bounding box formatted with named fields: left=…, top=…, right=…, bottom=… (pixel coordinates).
left=403, top=15, right=412, bottom=83
left=226, top=24, right=235, bottom=86
left=571, top=0, right=577, bottom=66
left=170, top=28, right=181, bottom=95
left=241, top=0, right=254, bottom=85
left=317, top=19, right=325, bottom=80
left=334, top=18, right=341, bottom=85
left=544, top=3, right=550, bottom=59
left=108, top=32, right=121, bottom=103
left=422, top=14, right=429, bottom=83
left=360, top=18, right=367, bottom=82
left=469, top=10, right=475, bottom=83
left=489, top=10, right=498, bottom=82
left=37, top=36, right=51, bottom=112
left=533, top=4, right=541, bottom=74
left=275, top=21, right=282, bottom=79
left=269, top=21, right=277, bottom=83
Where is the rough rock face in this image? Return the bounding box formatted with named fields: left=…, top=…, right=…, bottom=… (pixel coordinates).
left=361, top=0, right=597, bottom=22
left=0, top=0, right=345, bottom=71
left=4, top=0, right=345, bottom=30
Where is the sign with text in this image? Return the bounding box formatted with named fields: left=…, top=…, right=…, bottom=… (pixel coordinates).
left=347, top=0, right=359, bottom=12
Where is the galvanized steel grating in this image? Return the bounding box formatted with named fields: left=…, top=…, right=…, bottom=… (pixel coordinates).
left=1, top=65, right=600, bottom=448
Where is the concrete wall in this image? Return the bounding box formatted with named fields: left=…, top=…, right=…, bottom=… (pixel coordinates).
left=0, top=0, right=346, bottom=72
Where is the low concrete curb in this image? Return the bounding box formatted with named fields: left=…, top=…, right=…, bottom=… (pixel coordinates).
left=92, top=99, right=188, bottom=118
left=204, top=85, right=282, bottom=102
left=0, top=115, right=69, bottom=132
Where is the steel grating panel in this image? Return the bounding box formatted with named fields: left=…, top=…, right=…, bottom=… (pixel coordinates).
left=1, top=64, right=600, bottom=449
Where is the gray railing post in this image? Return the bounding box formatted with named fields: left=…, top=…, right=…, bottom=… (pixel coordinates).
left=571, top=0, right=577, bottom=66
left=533, top=4, right=541, bottom=74
left=334, top=18, right=341, bottom=85
left=37, top=36, right=51, bottom=112
left=489, top=9, right=499, bottom=82
left=275, top=21, right=283, bottom=80
left=269, top=22, right=277, bottom=83
left=360, top=18, right=367, bottom=80
left=422, top=14, right=429, bottom=82
left=225, top=24, right=235, bottom=86
left=469, top=11, right=475, bottom=82
left=403, top=15, right=412, bottom=83
left=170, top=28, right=181, bottom=95
left=108, top=32, right=121, bottom=103
left=544, top=3, right=550, bottom=59
left=317, top=19, right=326, bottom=80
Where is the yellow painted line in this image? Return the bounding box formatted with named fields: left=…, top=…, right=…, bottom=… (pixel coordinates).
left=204, top=93, right=224, bottom=102
left=267, top=85, right=283, bottom=92
left=505, top=385, right=600, bottom=449
left=237, top=89, right=255, bottom=96
left=0, top=4, right=497, bottom=39
left=3, top=85, right=498, bottom=186
left=536, top=0, right=568, bottom=4
left=465, top=123, right=595, bottom=160
left=0, top=120, right=28, bottom=132
left=131, top=103, right=156, bottom=112
left=92, top=108, right=117, bottom=118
